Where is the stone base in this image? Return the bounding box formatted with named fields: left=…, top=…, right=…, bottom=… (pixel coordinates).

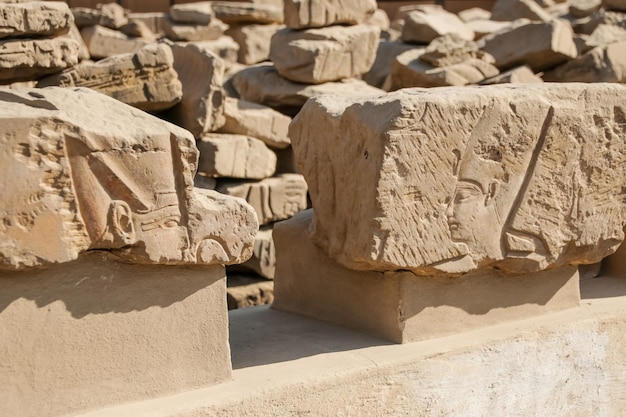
left=0, top=251, right=231, bottom=417
left=273, top=210, right=581, bottom=343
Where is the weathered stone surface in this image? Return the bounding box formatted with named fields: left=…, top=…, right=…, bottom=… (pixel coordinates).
left=420, top=33, right=487, bottom=67
left=72, top=3, right=128, bottom=29
left=289, top=84, right=626, bottom=275
left=604, top=0, right=626, bottom=11
left=197, top=133, right=277, bottom=179
left=227, top=273, right=274, bottom=309
left=80, top=25, right=149, bottom=59
left=480, top=19, right=577, bottom=71
left=236, top=226, right=276, bottom=279
left=129, top=12, right=167, bottom=35
left=283, top=0, right=377, bottom=29
left=231, top=63, right=384, bottom=114
left=167, top=42, right=225, bottom=137
left=119, top=19, right=155, bottom=39
left=543, top=40, right=626, bottom=81
left=363, top=40, right=416, bottom=88
left=62, top=22, right=89, bottom=61
left=570, top=0, right=602, bottom=17
left=217, top=174, right=307, bottom=225
left=466, top=18, right=516, bottom=40
left=225, top=23, right=282, bottom=65
left=163, top=16, right=227, bottom=42
left=37, top=43, right=182, bottom=112
left=0, top=87, right=257, bottom=270
left=459, top=7, right=492, bottom=22
left=0, top=1, right=72, bottom=39
left=491, top=0, right=553, bottom=22
left=366, top=8, right=390, bottom=31
left=270, top=24, right=380, bottom=84
left=212, top=2, right=283, bottom=24
left=184, top=37, right=239, bottom=64
left=219, top=97, right=291, bottom=149
left=0, top=37, right=79, bottom=83
left=169, top=1, right=214, bottom=25
left=402, top=6, right=474, bottom=44
left=481, top=65, right=543, bottom=84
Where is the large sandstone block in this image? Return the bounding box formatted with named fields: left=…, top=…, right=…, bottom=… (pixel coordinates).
left=0, top=1, right=73, bottom=39
left=269, top=24, right=380, bottom=84
left=197, top=133, right=277, bottom=179
left=211, top=1, right=283, bottom=24
left=480, top=19, right=577, bottom=71
left=163, top=16, right=227, bottom=42
left=289, top=84, right=626, bottom=275
left=169, top=1, right=214, bottom=25
left=225, top=23, right=283, bottom=65
left=38, top=43, right=182, bottom=112
left=402, top=6, right=474, bottom=44
left=80, top=25, right=149, bottom=59
left=219, top=97, right=291, bottom=149
left=283, top=0, right=377, bottom=29
left=543, top=40, right=626, bottom=82
left=72, top=3, right=128, bottom=29
left=217, top=174, right=308, bottom=225
left=0, top=87, right=256, bottom=270
left=0, top=38, right=79, bottom=83
left=491, top=0, right=553, bottom=22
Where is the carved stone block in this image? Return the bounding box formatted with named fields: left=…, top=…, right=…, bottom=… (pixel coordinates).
left=269, top=24, right=380, bottom=84
left=238, top=225, right=276, bottom=279
left=225, top=23, right=283, bottom=65
left=80, top=25, right=149, bottom=59
left=289, top=84, right=626, bottom=275
left=402, top=6, right=474, bottom=45
left=0, top=1, right=73, bottom=39
left=283, top=0, right=377, bottom=29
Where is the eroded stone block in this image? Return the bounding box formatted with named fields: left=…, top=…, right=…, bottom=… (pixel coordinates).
left=491, top=0, right=553, bottom=22
left=362, top=40, right=416, bottom=88
left=543, top=40, right=626, bottom=82
left=187, top=37, right=240, bottom=64
left=0, top=1, right=73, bottom=39
left=238, top=226, right=276, bottom=279
left=225, top=23, right=283, bottom=65
left=72, top=3, right=128, bottom=29
left=163, top=16, right=227, bottom=42
left=402, top=6, right=474, bottom=44
left=169, top=1, right=214, bottom=25
left=80, top=25, right=149, bottom=59
left=283, top=0, right=377, bottom=29
left=211, top=2, right=283, bottom=24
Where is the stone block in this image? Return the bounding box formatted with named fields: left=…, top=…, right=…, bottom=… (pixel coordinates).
left=225, top=23, right=283, bottom=65
left=366, top=8, right=391, bottom=31
left=211, top=1, right=283, bottom=24
left=363, top=40, right=416, bottom=88
left=273, top=210, right=581, bottom=343
left=185, top=37, right=239, bottom=64
left=197, top=133, right=277, bottom=179
left=402, top=6, right=474, bottom=44
left=491, top=0, right=553, bottom=22
left=289, top=84, right=626, bottom=275
left=269, top=24, right=380, bottom=84
left=128, top=12, right=167, bottom=35
left=216, top=173, right=308, bottom=225
left=80, top=25, right=149, bottom=59
left=219, top=97, right=291, bottom=149
left=163, top=16, right=227, bottom=42
left=119, top=19, right=156, bottom=39
left=283, top=0, right=377, bottom=29
left=479, top=19, right=577, bottom=71
left=0, top=38, right=80, bottom=84
left=38, top=43, right=182, bottom=112
left=570, top=0, right=602, bottom=17
left=543, top=40, right=626, bottom=82
left=239, top=226, right=276, bottom=279
left=466, top=18, right=517, bottom=39
left=169, top=1, right=214, bottom=25
left=226, top=273, right=274, bottom=309
left=0, top=1, right=73, bottom=39
left=480, top=65, right=543, bottom=83
left=72, top=3, right=128, bottom=29
left=62, top=22, right=90, bottom=61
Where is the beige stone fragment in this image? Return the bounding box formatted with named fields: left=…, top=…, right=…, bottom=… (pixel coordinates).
left=167, top=42, right=225, bottom=136
left=0, top=37, right=79, bottom=83
left=80, top=25, right=149, bottom=59
left=420, top=33, right=488, bottom=67
left=163, top=16, right=227, bottom=42
left=236, top=226, right=276, bottom=279
left=362, top=40, right=416, bottom=88
left=185, top=36, right=239, bottom=64
left=481, top=65, right=543, bottom=83
left=231, top=63, right=384, bottom=114
left=216, top=173, right=308, bottom=225
left=570, top=0, right=602, bottom=17
left=543, top=40, right=626, bottom=81
left=0, top=1, right=72, bottom=39
left=491, top=0, right=553, bottom=22
left=289, top=84, right=626, bottom=275
left=72, top=3, right=128, bottom=29
left=366, top=8, right=390, bottom=31
left=62, top=22, right=89, bottom=61
left=465, top=18, right=515, bottom=40
left=225, top=23, right=282, bottom=65
left=283, top=0, right=377, bottom=29
left=269, top=24, right=380, bottom=84
left=219, top=97, right=291, bottom=149
left=459, top=7, right=492, bottom=22
left=586, top=24, right=626, bottom=48
left=0, top=87, right=256, bottom=269
left=197, top=133, right=277, bottom=179
left=129, top=12, right=167, bottom=35
left=227, top=273, right=274, bottom=309
left=402, top=6, right=474, bottom=44
left=119, top=19, right=155, bottom=39
left=37, top=43, right=182, bottom=112
left=169, top=1, right=214, bottom=25
left=211, top=2, right=283, bottom=24
left=479, top=19, right=577, bottom=71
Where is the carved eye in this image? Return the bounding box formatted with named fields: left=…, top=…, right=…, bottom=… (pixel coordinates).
left=163, top=218, right=179, bottom=228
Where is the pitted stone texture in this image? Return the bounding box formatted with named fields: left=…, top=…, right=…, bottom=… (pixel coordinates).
left=481, top=65, right=543, bottom=84
left=0, top=1, right=73, bottom=39
left=197, top=133, right=277, bottom=180
left=0, top=38, right=79, bottom=83
left=163, top=16, right=227, bottom=42
left=402, top=6, right=474, bottom=45
left=480, top=19, right=577, bottom=71
left=168, top=42, right=225, bottom=137
left=219, top=97, right=291, bottom=149
left=0, top=87, right=256, bottom=270
left=217, top=174, right=308, bottom=225
left=283, top=0, right=377, bottom=29
left=72, top=3, right=128, bottom=29
left=80, top=25, right=149, bottom=59
left=270, top=24, right=380, bottom=84
left=225, top=23, right=283, bottom=65
left=211, top=2, right=283, bottom=24
left=169, top=1, right=214, bottom=25
left=37, top=43, right=182, bottom=112
left=543, top=40, right=626, bottom=82
left=289, top=84, right=626, bottom=275
left=491, top=0, right=553, bottom=22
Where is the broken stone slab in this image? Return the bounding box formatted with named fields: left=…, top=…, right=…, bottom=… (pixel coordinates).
left=402, top=6, right=474, bottom=45
left=229, top=226, right=276, bottom=279
left=0, top=87, right=257, bottom=270
left=289, top=84, right=626, bottom=275
left=72, top=3, right=128, bottom=29
left=166, top=42, right=225, bottom=137
left=219, top=97, right=291, bottom=149
left=269, top=24, right=380, bottom=84
left=184, top=36, right=240, bottom=65
left=362, top=40, right=416, bottom=88
left=225, top=23, right=282, bottom=65
left=231, top=63, right=384, bottom=115
left=163, top=16, right=228, bottom=42
left=466, top=18, right=517, bottom=40
left=283, top=0, right=377, bottom=29
left=169, top=1, right=214, bottom=25
left=0, top=1, right=73, bottom=39
left=216, top=173, right=308, bottom=225
left=570, top=0, right=602, bottom=17
left=80, top=25, right=149, bottom=59
left=196, top=133, right=277, bottom=180
left=543, top=40, right=626, bottom=82
left=479, top=19, right=577, bottom=71
left=0, top=37, right=80, bottom=84
left=480, top=65, right=544, bottom=84
left=491, top=0, right=553, bottom=22
left=37, top=43, right=182, bottom=112
left=211, top=2, right=284, bottom=24
left=226, top=273, right=274, bottom=309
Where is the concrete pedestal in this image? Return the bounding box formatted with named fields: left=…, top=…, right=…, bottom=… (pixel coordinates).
left=0, top=251, right=231, bottom=417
